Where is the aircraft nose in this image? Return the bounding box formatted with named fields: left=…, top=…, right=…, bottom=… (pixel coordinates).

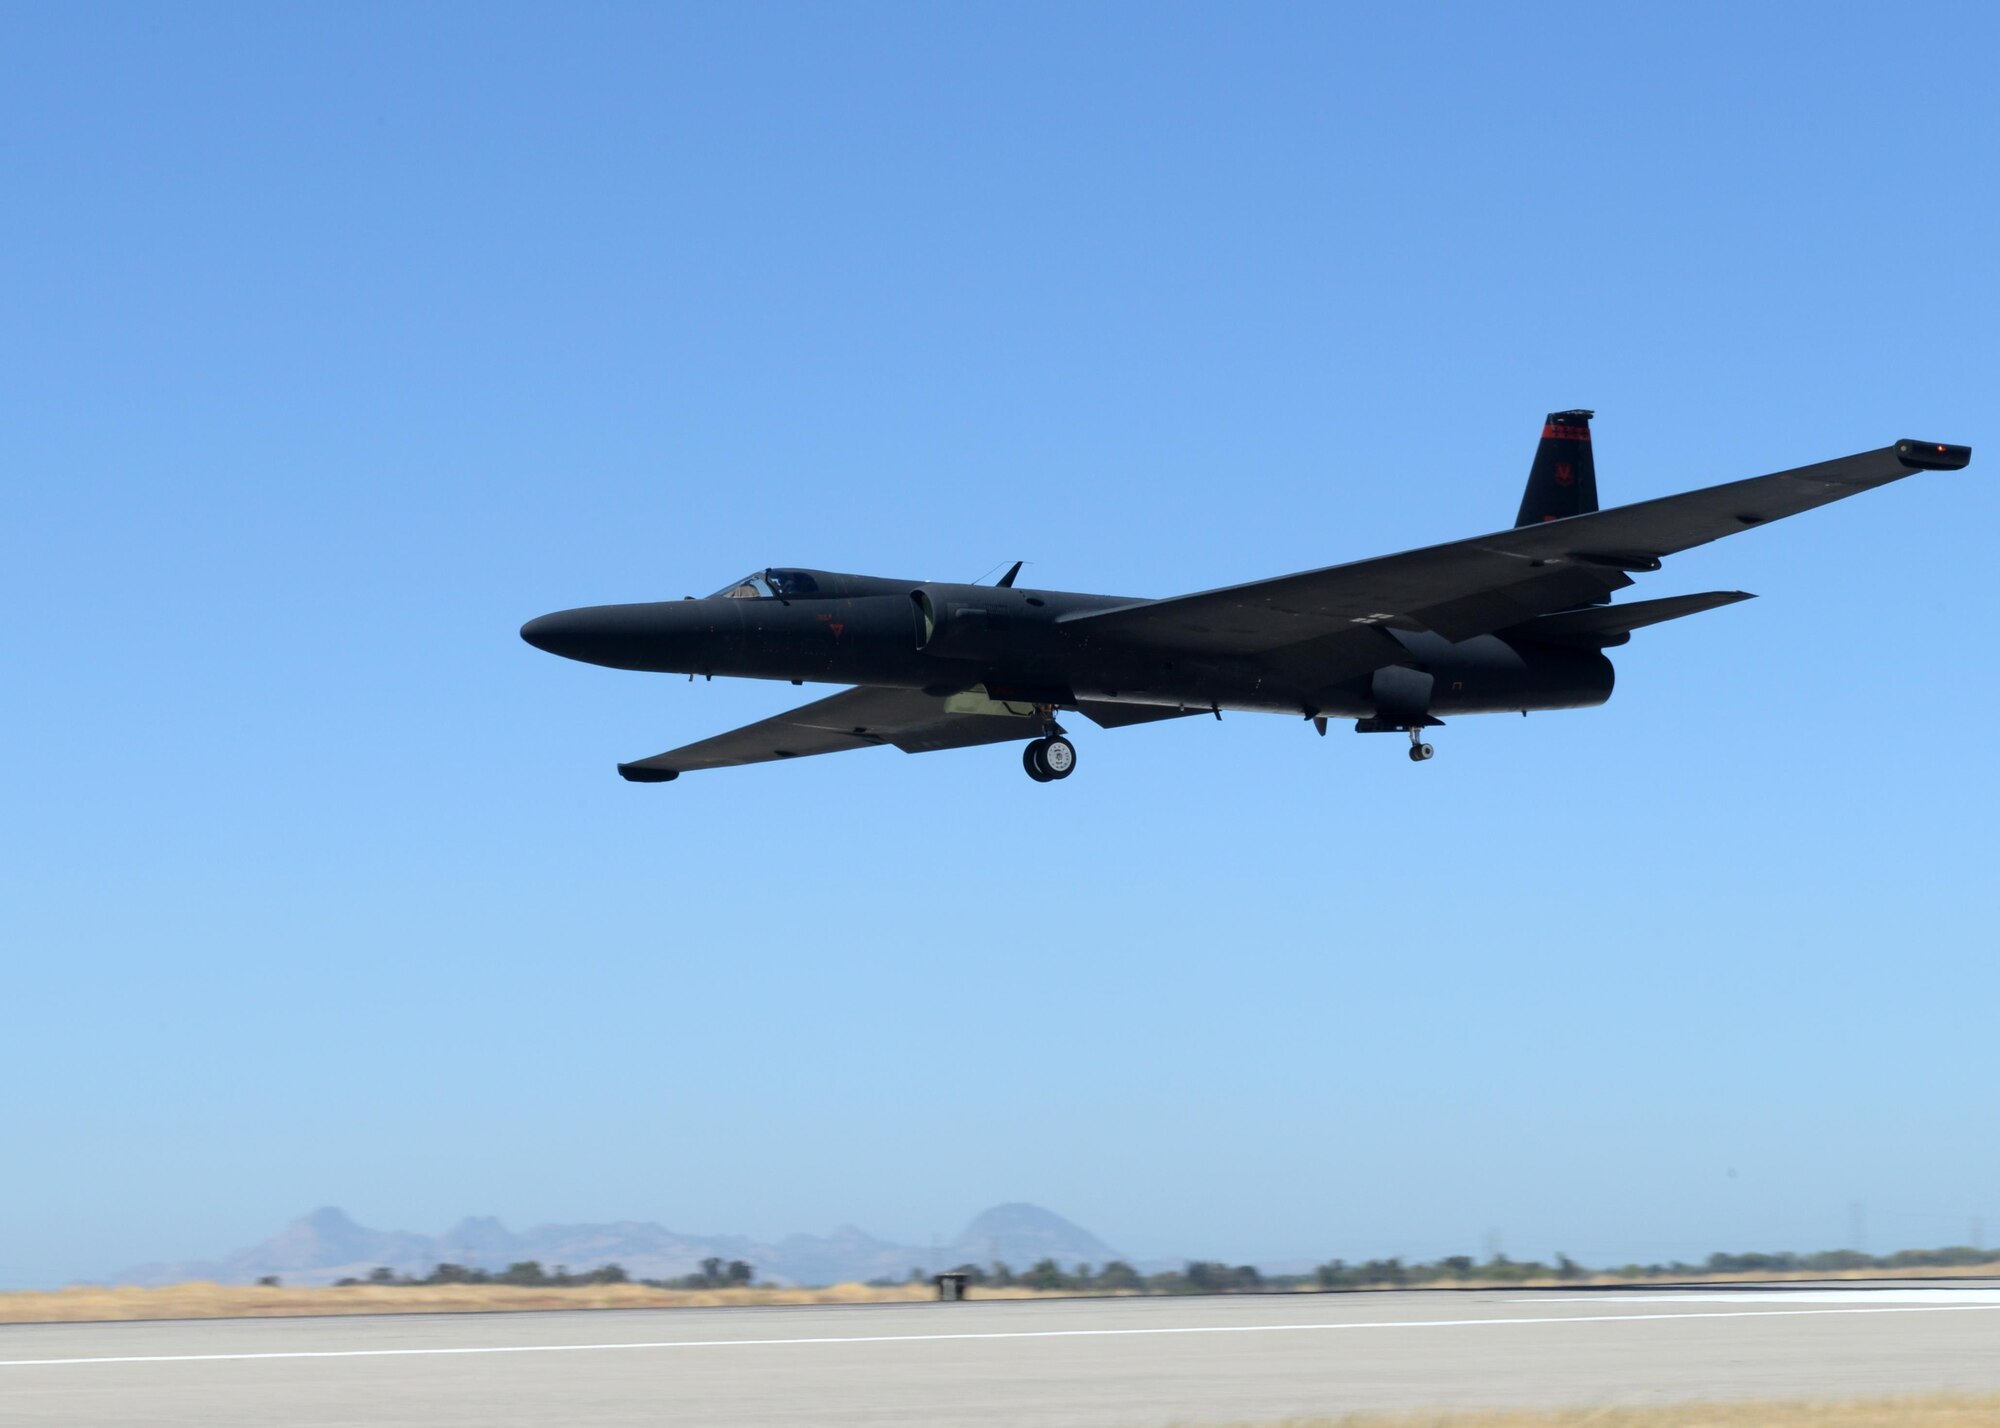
left=520, top=602, right=711, bottom=671
left=520, top=609, right=588, bottom=656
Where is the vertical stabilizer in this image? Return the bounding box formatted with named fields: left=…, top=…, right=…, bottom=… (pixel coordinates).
left=1516, top=409, right=1598, bottom=526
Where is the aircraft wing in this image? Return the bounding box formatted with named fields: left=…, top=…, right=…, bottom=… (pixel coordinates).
left=616, top=686, right=1038, bottom=781
left=1061, top=441, right=1970, bottom=660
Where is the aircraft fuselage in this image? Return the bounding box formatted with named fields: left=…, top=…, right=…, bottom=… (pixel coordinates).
left=522, top=422, right=1971, bottom=783
left=520, top=571, right=1614, bottom=723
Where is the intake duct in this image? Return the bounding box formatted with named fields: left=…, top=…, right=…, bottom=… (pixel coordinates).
left=910, top=587, right=998, bottom=657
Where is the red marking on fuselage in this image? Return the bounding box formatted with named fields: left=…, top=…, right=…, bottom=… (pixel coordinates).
left=829, top=623, right=845, bottom=639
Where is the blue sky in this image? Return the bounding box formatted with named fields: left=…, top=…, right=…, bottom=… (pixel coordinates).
left=3, top=3, right=1996, bottom=1287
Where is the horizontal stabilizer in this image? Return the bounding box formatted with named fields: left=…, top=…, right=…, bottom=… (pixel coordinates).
left=1510, top=590, right=1754, bottom=646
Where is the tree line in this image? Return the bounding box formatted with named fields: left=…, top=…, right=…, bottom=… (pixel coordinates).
left=884, top=1241, right=1998, bottom=1293
left=309, top=1241, right=1994, bottom=1294
left=329, top=1256, right=755, bottom=1289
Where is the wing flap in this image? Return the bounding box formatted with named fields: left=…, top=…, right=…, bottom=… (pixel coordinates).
left=1074, top=701, right=1206, bottom=729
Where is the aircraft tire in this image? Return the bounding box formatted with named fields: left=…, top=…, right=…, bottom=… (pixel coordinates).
left=1408, top=742, right=1434, bottom=762
left=1023, top=740, right=1053, bottom=782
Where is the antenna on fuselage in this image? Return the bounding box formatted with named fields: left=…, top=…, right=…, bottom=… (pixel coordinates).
left=969, top=560, right=1027, bottom=587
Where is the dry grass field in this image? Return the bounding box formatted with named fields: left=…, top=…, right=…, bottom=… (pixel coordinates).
left=1208, top=1397, right=2000, bottom=1428
left=0, top=1279, right=1067, bottom=1323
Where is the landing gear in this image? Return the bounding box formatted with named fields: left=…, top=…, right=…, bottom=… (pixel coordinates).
left=1407, top=730, right=1435, bottom=763
left=1023, top=735, right=1076, bottom=782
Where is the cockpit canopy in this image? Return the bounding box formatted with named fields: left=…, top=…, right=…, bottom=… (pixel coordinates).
left=711, top=568, right=822, bottom=600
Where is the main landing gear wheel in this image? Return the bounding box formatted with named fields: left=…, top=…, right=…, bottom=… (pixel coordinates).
left=1407, top=730, right=1435, bottom=763
left=1023, top=736, right=1077, bottom=782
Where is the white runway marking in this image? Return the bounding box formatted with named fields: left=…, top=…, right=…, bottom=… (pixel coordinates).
left=5, top=1302, right=2000, bottom=1369
left=1537, top=1289, right=2000, bottom=1305
left=1552, top=1288, right=2000, bottom=1304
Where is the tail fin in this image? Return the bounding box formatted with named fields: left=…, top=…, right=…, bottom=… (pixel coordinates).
left=1516, top=409, right=1598, bottom=526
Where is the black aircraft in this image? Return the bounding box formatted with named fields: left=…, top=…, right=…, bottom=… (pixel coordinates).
left=523, top=414, right=1970, bottom=783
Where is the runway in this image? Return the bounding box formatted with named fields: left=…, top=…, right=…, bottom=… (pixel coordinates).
left=6, top=1282, right=1999, bottom=1426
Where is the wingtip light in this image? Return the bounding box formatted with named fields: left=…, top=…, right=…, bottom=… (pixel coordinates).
left=1896, top=439, right=1972, bottom=471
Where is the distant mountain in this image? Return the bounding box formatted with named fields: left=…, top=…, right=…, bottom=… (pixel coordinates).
left=947, top=1202, right=1121, bottom=1271
left=115, top=1207, right=438, bottom=1289
left=109, top=1203, right=1126, bottom=1288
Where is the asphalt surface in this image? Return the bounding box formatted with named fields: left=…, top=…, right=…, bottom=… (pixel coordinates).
left=5, top=1282, right=2000, bottom=1426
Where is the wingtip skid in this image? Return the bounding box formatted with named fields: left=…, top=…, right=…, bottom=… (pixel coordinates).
left=1897, top=439, right=1972, bottom=471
